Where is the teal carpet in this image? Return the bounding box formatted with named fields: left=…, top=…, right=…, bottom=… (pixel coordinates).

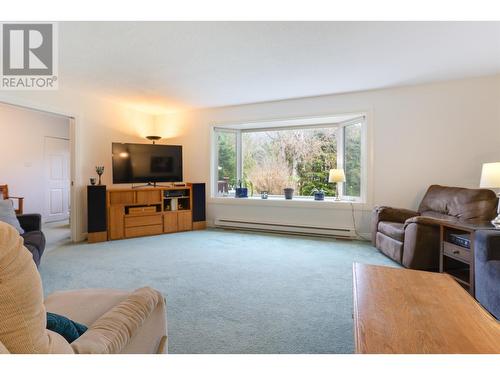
left=39, top=229, right=398, bottom=353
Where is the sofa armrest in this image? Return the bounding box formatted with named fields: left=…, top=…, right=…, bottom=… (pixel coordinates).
left=17, top=213, right=41, bottom=232
left=475, top=230, right=500, bottom=262
left=71, top=287, right=165, bottom=354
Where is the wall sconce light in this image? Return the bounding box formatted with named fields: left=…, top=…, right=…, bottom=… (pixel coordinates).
left=146, top=135, right=162, bottom=144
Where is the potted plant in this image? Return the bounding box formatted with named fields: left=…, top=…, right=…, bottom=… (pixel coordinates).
left=312, top=188, right=325, bottom=201
left=235, top=180, right=248, bottom=198
left=283, top=187, right=294, bottom=200
left=284, top=176, right=298, bottom=200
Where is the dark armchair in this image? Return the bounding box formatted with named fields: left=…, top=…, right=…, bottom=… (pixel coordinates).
left=17, top=213, right=46, bottom=267
left=475, top=230, right=500, bottom=319
left=372, top=185, right=498, bottom=270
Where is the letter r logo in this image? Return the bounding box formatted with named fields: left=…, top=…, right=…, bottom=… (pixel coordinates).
left=2, top=24, right=53, bottom=75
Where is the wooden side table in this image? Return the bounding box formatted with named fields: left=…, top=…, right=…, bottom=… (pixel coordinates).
left=439, top=221, right=495, bottom=296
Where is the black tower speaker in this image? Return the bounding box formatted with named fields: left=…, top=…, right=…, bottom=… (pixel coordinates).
left=192, top=183, right=206, bottom=227
left=87, top=185, right=107, bottom=241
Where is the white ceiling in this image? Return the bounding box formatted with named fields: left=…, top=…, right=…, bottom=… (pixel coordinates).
left=59, top=21, right=500, bottom=114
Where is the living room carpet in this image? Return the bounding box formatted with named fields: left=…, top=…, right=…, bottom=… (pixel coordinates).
left=39, top=228, right=398, bottom=354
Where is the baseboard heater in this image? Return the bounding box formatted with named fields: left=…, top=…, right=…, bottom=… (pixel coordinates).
left=214, top=218, right=356, bottom=239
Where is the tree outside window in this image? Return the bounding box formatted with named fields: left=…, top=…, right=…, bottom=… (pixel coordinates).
left=344, top=123, right=362, bottom=197
left=216, top=131, right=236, bottom=194
left=242, top=128, right=337, bottom=196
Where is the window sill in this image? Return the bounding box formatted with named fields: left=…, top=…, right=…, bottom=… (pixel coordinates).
left=208, top=196, right=368, bottom=210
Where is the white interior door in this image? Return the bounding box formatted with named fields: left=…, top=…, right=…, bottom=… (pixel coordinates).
left=44, top=136, right=70, bottom=223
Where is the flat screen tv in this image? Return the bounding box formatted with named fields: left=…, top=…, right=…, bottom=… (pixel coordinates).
left=112, top=143, right=183, bottom=184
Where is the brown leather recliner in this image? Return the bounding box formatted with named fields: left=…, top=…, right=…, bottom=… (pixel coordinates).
left=372, top=185, right=498, bottom=270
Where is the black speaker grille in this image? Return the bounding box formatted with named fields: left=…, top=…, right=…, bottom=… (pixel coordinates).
left=192, top=183, right=206, bottom=222
left=87, top=185, right=107, bottom=232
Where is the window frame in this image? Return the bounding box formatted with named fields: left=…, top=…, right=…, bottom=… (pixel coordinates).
left=211, top=114, right=367, bottom=202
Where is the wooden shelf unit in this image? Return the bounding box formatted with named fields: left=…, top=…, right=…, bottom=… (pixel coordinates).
left=439, top=223, right=475, bottom=295
left=107, top=185, right=195, bottom=240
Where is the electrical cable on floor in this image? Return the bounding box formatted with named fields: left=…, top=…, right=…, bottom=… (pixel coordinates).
left=350, top=202, right=371, bottom=241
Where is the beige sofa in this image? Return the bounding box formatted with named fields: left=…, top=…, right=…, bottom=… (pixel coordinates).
left=0, top=222, right=167, bottom=354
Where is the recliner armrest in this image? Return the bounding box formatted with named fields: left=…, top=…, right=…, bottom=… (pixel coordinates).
left=373, top=206, right=419, bottom=223
left=17, top=213, right=42, bottom=232
left=403, top=215, right=451, bottom=228
left=372, top=206, right=419, bottom=245
left=71, top=287, right=166, bottom=354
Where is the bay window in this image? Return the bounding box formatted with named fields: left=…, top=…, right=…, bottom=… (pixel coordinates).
left=213, top=115, right=366, bottom=201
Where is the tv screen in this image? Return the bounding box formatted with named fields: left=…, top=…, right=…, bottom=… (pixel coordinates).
left=112, top=143, right=183, bottom=183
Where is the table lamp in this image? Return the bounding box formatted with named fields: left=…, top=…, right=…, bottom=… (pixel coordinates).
left=329, top=168, right=346, bottom=201
left=480, top=162, right=500, bottom=228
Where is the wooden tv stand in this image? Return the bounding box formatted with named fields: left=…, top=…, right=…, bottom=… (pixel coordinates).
left=107, top=184, right=198, bottom=241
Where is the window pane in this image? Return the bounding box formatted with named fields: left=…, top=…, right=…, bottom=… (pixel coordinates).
left=216, top=130, right=237, bottom=195
left=344, top=123, right=362, bottom=197
left=242, top=127, right=337, bottom=197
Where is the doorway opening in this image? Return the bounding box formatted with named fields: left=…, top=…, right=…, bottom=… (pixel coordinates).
left=0, top=101, right=75, bottom=251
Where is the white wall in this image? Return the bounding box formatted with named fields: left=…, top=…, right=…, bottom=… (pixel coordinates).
left=1, top=75, right=499, bottom=239
left=156, top=74, right=500, bottom=235
left=0, top=89, right=154, bottom=240
left=0, top=103, right=70, bottom=217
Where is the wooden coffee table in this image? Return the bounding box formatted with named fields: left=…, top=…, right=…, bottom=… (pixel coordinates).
left=352, top=263, right=500, bottom=354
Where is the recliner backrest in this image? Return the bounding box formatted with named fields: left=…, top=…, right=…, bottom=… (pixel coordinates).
left=0, top=222, right=73, bottom=354
left=418, top=185, right=498, bottom=221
